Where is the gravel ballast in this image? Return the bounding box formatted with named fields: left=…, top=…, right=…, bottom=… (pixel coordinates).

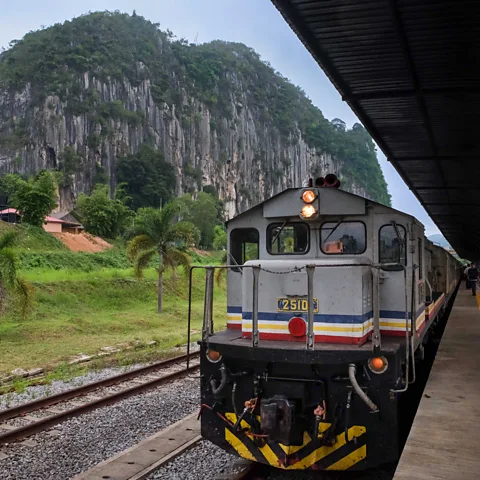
left=148, top=440, right=244, bottom=480
left=0, top=376, right=200, bottom=480
left=0, top=364, right=144, bottom=411
left=0, top=344, right=200, bottom=412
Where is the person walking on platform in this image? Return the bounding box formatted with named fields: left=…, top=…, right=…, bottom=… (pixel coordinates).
left=465, top=264, right=471, bottom=289
left=468, top=263, right=478, bottom=296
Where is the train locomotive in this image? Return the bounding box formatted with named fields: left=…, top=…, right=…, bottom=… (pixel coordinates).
left=194, top=175, right=461, bottom=471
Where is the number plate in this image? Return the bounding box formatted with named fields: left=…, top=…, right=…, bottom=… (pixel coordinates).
left=277, top=298, right=319, bottom=313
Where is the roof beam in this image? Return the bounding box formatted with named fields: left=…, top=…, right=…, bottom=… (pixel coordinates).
left=416, top=186, right=474, bottom=190
left=423, top=202, right=480, bottom=206
left=343, top=87, right=480, bottom=102
left=395, top=156, right=479, bottom=162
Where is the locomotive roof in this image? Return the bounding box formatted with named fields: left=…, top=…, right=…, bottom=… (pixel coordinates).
left=227, top=187, right=421, bottom=226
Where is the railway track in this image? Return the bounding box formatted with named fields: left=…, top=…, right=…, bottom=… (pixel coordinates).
left=0, top=352, right=200, bottom=445
left=74, top=411, right=266, bottom=480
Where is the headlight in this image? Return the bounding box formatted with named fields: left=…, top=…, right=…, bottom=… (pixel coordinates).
left=368, top=356, right=388, bottom=374
left=300, top=204, right=317, bottom=219
left=301, top=189, right=317, bottom=203
left=206, top=349, right=222, bottom=363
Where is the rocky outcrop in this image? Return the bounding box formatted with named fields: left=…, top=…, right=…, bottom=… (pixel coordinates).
left=0, top=74, right=370, bottom=217
left=0, top=13, right=389, bottom=216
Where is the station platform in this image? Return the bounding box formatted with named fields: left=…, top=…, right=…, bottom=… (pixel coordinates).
left=394, top=289, right=480, bottom=479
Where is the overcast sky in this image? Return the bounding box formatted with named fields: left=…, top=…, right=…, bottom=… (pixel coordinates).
left=1, top=0, right=440, bottom=235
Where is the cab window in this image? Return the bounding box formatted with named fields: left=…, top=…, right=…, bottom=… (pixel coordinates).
left=320, top=221, right=366, bottom=254
left=379, top=224, right=407, bottom=265
left=230, top=228, right=259, bottom=266
left=267, top=223, right=309, bottom=255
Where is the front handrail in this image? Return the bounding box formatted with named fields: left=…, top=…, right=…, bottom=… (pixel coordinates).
left=202, top=267, right=215, bottom=343
left=409, top=265, right=418, bottom=386
left=306, top=265, right=315, bottom=350
left=251, top=265, right=261, bottom=348
left=371, top=267, right=381, bottom=354
left=390, top=265, right=411, bottom=393
left=187, top=262, right=413, bottom=391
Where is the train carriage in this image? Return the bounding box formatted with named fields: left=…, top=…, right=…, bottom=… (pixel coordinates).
left=194, top=177, right=461, bottom=471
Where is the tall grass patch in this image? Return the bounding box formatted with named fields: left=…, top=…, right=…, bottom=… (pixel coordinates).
left=0, top=268, right=226, bottom=372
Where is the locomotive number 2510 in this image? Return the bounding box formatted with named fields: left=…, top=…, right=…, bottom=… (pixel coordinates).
left=277, top=298, right=319, bottom=313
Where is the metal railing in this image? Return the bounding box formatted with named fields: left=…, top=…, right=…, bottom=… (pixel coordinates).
left=187, top=262, right=416, bottom=391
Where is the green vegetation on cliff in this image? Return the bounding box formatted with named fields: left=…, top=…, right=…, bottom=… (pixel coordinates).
left=117, top=145, right=176, bottom=210
left=0, top=11, right=390, bottom=206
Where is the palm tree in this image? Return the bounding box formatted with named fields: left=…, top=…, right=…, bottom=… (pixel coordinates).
left=0, top=230, right=30, bottom=313
left=127, top=203, right=200, bottom=313
left=215, top=251, right=228, bottom=286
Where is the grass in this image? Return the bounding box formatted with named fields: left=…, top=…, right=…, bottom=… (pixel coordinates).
left=1, top=222, right=66, bottom=252
left=0, top=267, right=226, bottom=374
left=0, top=222, right=227, bottom=375
left=18, top=248, right=130, bottom=271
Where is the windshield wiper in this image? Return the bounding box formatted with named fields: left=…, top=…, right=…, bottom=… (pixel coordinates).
left=391, top=221, right=403, bottom=243
left=322, top=218, right=343, bottom=247
left=391, top=220, right=405, bottom=259
left=271, top=219, right=288, bottom=246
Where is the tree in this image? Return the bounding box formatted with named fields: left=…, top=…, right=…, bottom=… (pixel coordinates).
left=76, top=185, right=132, bottom=238
left=213, top=225, right=227, bottom=250
left=57, top=146, right=83, bottom=187
left=117, top=144, right=176, bottom=210
left=1, top=171, right=57, bottom=227
left=0, top=231, right=31, bottom=314
left=178, top=192, right=219, bottom=248
left=93, top=163, right=109, bottom=186
left=126, top=203, right=200, bottom=312
left=331, top=118, right=346, bottom=132
left=203, top=185, right=225, bottom=224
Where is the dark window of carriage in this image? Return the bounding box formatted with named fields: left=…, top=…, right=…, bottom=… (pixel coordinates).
left=320, top=221, right=366, bottom=255
left=379, top=225, right=407, bottom=265
left=267, top=223, right=309, bottom=255
left=230, top=228, right=259, bottom=268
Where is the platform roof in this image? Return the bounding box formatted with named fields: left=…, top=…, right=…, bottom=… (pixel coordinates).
left=271, top=0, right=480, bottom=260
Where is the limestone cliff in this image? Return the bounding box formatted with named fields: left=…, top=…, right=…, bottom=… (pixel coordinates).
left=0, top=11, right=391, bottom=217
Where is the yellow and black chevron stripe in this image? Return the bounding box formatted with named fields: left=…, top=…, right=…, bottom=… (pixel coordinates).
left=224, top=412, right=367, bottom=470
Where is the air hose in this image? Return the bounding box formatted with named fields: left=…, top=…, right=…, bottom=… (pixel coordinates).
left=210, top=364, right=227, bottom=395
left=348, top=364, right=378, bottom=412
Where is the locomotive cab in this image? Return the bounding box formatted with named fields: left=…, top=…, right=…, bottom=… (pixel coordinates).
left=226, top=185, right=424, bottom=344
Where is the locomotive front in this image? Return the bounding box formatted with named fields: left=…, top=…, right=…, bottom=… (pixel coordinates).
left=196, top=179, right=426, bottom=471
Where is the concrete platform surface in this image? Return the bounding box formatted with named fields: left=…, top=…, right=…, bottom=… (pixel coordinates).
left=394, top=289, right=480, bottom=479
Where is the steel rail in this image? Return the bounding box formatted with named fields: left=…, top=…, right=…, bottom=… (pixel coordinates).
left=0, top=352, right=199, bottom=423
left=0, top=354, right=199, bottom=444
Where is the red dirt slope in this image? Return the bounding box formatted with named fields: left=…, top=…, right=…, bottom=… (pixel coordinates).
left=52, top=232, right=112, bottom=253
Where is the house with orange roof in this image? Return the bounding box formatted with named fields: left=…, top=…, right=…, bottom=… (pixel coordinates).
left=0, top=208, right=83, bottom=234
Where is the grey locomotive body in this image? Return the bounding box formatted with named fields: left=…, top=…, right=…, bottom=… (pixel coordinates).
left=196, top=178, right=461, bottom=471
